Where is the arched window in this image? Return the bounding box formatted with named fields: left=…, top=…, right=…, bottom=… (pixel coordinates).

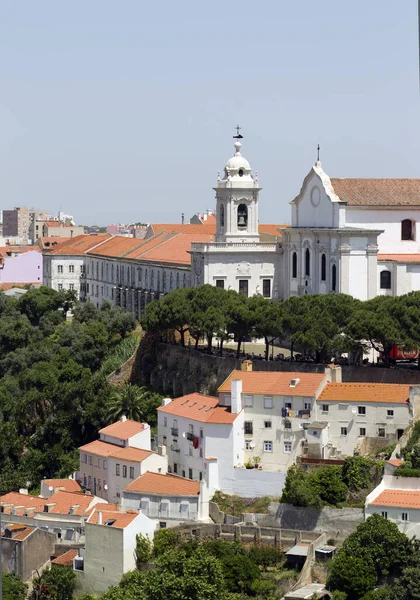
left=401, top=219, right=415, bottom=241
left=292, top=252, right=297, bottom=278
left=321, top=254, right=326, bottom=281
left=237, top=204, right=248, bottom=229
left=176, top=272, right=180, bottom=288
left=380, top=270, right=391, bottom=289
left=332, top=264, right=337, bottom=291
left=220, top=204, right=225, bottom=227
left=305, top=248, right=310, bottom=277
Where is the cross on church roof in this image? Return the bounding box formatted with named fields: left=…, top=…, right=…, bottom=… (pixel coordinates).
left=317, top=144, right=320, bottom=162
left=233, top=125, right=243, bottom=139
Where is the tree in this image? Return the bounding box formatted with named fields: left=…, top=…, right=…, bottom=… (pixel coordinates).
left=136, top=533, right=152, bottom=567
left=225, top=291, right=253, bottom=357
left=221, top=554, right=261, bottom=594
left=152, top=528, right=180, bottom=557
left=2, top=572, right=27, bottom=600
left=342, top=456, right=376, bottom=491
left=106, top=384, right=150, bottom=422
left=328, top=553, right=377, bottom=600
left=30, top=566, right=76, bottom=600
left=281, top=465, right=323, bottom=508
left=248, top=296, right=284, bottom=360
left=410, top=444, right=420, bottom=469
left=311, top=466, right=348, bottom=505
left=17, top=287, right=67, bottom=325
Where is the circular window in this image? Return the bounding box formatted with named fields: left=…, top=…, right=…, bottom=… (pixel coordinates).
left=238, top=169, right=244, bottom=177
left=310, top=186, right=321, bottom=207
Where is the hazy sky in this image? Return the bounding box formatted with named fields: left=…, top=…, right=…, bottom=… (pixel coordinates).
left=1, top=1, right=419, bottom=226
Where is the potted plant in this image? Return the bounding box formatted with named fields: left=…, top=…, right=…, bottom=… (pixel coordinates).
left=245, top=460, right=254, bottom=469
left=253, top=456, right=261, bottom=468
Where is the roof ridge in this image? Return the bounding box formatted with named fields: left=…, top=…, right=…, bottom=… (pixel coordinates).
left=137, top=232, right=178, bottom=258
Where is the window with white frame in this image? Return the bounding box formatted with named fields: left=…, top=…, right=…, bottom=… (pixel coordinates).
left=264, top=396, right=273, bottom=409
left=402, top=512, right=409, bottom=521
left=57, top=265, right=63, bottom=273
left=359, top=428, right=366, bottom=436
left=284, top=441, right=292, bottom=453
left=284, top=401, right=292, bottom=410
left=264, top=421, right=272, bottom=428
left=284, top=420, right=292, bottom=430
left=378, top=428, right=386, bottom=438
left=264, top=441, right=273, bottom=452
left=122, top=465, right=127, bottom=478
left=69, top=283, right=75, bottom=291
left=381, top=511, right=388, bottom=519
left=116, top=464, right=120, bottom=476
left=130, top=467, right=134, bottom=479
left=341, top=427, right=348, bottom=436
left=245, top=440, right=253, bottom=451
left=304, top=402, right=311, bottom=411
left=163, top=417, right=167, bottom=427
left=58, top=284, right=63, bottom=291
left=69, top=264, right=75, bottom=273
left=244, top=395, right=253, bottom=407
left=321, top=404, right=329, bottom=413
left=88, top=455, right=92, bottom=465
left=358, top=406, right=366, bottom=416
left=387, top=410, right=394, bottom=418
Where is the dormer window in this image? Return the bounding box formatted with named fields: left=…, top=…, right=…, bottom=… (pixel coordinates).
left=238, top=204, right=248, bottom=229
left=238, top=169, right=244, bottom=177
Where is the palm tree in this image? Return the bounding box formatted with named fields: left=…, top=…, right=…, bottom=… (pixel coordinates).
left=106, top=384, right=149, bottom=423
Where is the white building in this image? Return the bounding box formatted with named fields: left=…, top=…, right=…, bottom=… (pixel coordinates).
left=79, top=417, right=167, bottom=503
left=123, top=471, right=210, bottom=523
left=366, top=475, right=420, bottom=538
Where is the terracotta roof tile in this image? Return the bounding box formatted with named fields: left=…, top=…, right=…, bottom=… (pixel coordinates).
left=387, top=459, right=404, bottom=467
left=378, top=254, right=420, bottom=263
left=0, top=492, right=44, bottom=515
left=99, top=419, right=146, bottom=440
left=370, top=489, right=420, bottom=508
left=330, top=178, right=420, bottom=207
left=43, top=479, right=82, bottom=493
left=147, top=223, right=216, bottom=236
left=218, top=370, right=325, bottom=397
left=124, top=471, right=200, bottom=496
left=110, top=446, right=152, bottom=462
left=258, top=224, right=290, bottom=237
left=45, top=490, right=94, bottom=515
left=0, top=282, right=41, bottom=291
left=318, top=382, right=410, bottom=404
left=80, top=439, right=153, bottom=463
left=87, top=509, right=138, bottom=528
left=158, top=393, right=239, bottom=423
left=79, top=440, right=119, bottom=457
left=47, top=234, right=111, bottom=256
left=51, top=549, right=78, bottom=566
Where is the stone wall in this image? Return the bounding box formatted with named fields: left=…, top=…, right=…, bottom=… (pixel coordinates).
left=136, top=343, right=420, bottom=396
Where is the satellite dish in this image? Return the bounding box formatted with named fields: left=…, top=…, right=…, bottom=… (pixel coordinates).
left=250, top=442, right=256, bottom=449
left=182, top=432, right=186, bottom=439
left=48, top=486, right=54, bottom=492
left=104, top=484, right=108, bottom=491
left=351, top=408, right=357, bottom=415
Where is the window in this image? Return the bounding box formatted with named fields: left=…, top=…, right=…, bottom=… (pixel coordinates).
left=378, top=428, right=386, bottom=438
left=57, top=265, right=63, bottom=273
left=359, top=428, right=366, bottom=436
left=216, top=279, right=225, bottom=288
left=284, top=441, right=292, bottom=453
left=380, top=271, right=391, bottom=290
left=332, top=264, right=337, bottom=291
left=69, top=283, right=75, bottom=291
left=103, top=460, right=107, bottom=470
left=305, top=248, right=310, bottom=276
left=402, top=512, right=409, bottom=521
left=188, top=424, right=194, bottom=434
left=188, top=468, right=193, bottom=479
left=401, top=219, right=415, bottom=241
left=381, top=511, right=388, bottom=519
left=130, top=467, right=134, bottom=479
left=200, top=448, right=203, bottom=457
left=264, top=396, right=273, bottom=409
left=264, top=441, right=273, bottom=452
left=263, top=279, right=271, bottom=298
left=284, top=402, right=292, bottom=409
left=321, top=253, right=326, bottom=281
left=387, top=410, right=394, bottom=418
left=173, top=463, right=178, bottom=474
left=321, top=404, right=329, bottom=413
left=220, top=204, right=225, bottom=227
left=163, top=436, right=167, bottom=445
left=245, top=440, right=253, bottom=450
left=200, top=428, right=203, bottom=438
left=237, top=203, right=248, bottom=229
left=58, top=284, right=63, bottom=291
left=163, top=417, right=167, bottom=427
left=244, top=395, right=253, bottom=407
left=341, top=427, right=348, bottom=436
left=264, top=421, right=272, bottom=428
left=199, top=472, right=203, bottom=481
left=88, top=455, right=92, bottom=465
left=98, top=459, right=102, bottom=468
left=358, top=406, right=366, bottom=416
left=304, top=402, right=311, bottom=411
left=244, top=421, right=253, bottom=435
left=116, top=464, right=120, bottom=476
left=239, top=279, right=249, bottom=297
left=80, top=265, right=85, bottom=274
left=284, top=420, right=292, bottom=430
left=69, top=265, right=75, bottom=273
left=122, top=465, right=127, bottom=478
left=292, top=252, right=297, bottom=278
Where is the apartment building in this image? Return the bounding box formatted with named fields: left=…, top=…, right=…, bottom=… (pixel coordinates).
left=157, top=393, right=244, bottom=491
left=79, top=417, right=167, bottom=503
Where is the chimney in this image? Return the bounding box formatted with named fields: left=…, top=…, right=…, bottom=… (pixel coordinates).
left=231, top=379, right=242, bottom=414
left=98, top=510, right=103, bottom=525
left=241, top=360, right=253, bottom=372
left=181, top=213, right=185, bottom=225
left=161, top=398, right=172, bottom=407
left=328, top=364, right=342, bottom=383
left=121, top=415, right=127, bottom=422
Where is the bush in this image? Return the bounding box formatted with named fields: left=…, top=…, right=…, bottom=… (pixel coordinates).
left=248, top=545, right=285, bottom=570
left=393, top=466, right=420, bottom=477
left=136, top=533, right=152, bottom=566
left=153, top=529, right=179, bottom=557
left=342, top=456, right=375, bottom=491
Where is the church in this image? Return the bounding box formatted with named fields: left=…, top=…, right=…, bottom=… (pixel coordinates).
left=190, top=140, right=420, bottom=300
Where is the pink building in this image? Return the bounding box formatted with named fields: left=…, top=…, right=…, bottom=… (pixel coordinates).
left=0, top=249, right=42, bottom=285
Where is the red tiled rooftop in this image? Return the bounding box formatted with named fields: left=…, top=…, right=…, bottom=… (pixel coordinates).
left=387, top=459, right=404, bottom=467
left=318, top=382, right=410, bottom=404
left=42, top=479, right=82, bottom=494
left=218, top=370, right=325, bottom=397
left=330, top=178, right=420, bottom=207
left=378, top=254, right=420, bottom=263
left=47, top=233, right=111, bottom=256
left=99, top=419, right=146, bottom=440
left=371, top=489, right=420, bottom=509
left=51, top=549, right=78, bottom=566
left=158, top=393, right=239, bottom=424
left=124, top=471, right=200, bottom=496
left=110, top=446, right=152, bottom=462
left=45, top=491, right=94, bottom=515
left=79, top=440, right=120, bottom=457
left=87, top=509, right=138, bottom=528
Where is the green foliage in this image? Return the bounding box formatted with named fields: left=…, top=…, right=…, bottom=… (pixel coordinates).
left=221, top=554, right=261, bottom=594
left=247, top=545, right=285, bottom=571
left=153, top=528, right=180, bottom=557
left=30, top=566, right=76, bottom=600
left=410, top=444, right=420, bottom=468
left=2, top=572, right=27, bottom=600
left=136, top=533, right=152, bottom=566
left=331, top=591, right=348, bottom=600
left=402, top=421, right=420, bottom=460
left=393, top=466, right=420, bottom=477
left=342, top=456, right=377, bottom=491
left=211, top=491, right=272, bottom=515
left=99, top=333, right=140, bottom=376
left=106, top=384, right=160, bottom=423
left=328, top=554, right=377, bottom=600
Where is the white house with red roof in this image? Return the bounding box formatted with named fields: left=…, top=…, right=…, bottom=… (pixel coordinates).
left=366, top=475, right=420, bottom=538
left=79, top=416, right=167, bottom=503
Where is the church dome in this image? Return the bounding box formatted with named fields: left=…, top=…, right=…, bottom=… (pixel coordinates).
left=224, top=142, right=251, bottom=175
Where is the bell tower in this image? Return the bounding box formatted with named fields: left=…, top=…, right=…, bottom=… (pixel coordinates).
left=215, top=140, right=261, bottom=243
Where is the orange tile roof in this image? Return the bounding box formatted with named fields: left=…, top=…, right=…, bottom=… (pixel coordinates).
left=138, top=232, right=214, bottom=264
left=148, top=223, right=216, bottom=236
left=87, top=509, right=138, bottom=528
left=258, top=224, right=290, bottom=237
left=43, top=479, right=82, bottom=493
left=0, top=492, right=44, bottom=515
left=387, top=459, right=404, bottom=467
left=0, top=282, right=41, bottom=291
left=37, top=237, right=71, bottom=249
left=51, top=549, right=78, bottom=566
left=45, top=490, right=94, bottom=515
left=124, top=471, right=200, bottom=496
left=86, top=502, right=118, bottom=515
left=110, top=446, right=152, bottom=462
left=218, top=370, right=326, bottom=397
left=46, top=233, right=111, bottom=256
left=370, top=489, right=420, bottom=508
left=330, top=178, right=420, bottom=207
left=99, top=419, right=146, bottom=440
left=157, top=393, right=239, bottom=423
left=378, top=254, right=420, bottom=263
left=318, top=382, right=410, bottom=404
left=79, top=440, right=119, bottom=457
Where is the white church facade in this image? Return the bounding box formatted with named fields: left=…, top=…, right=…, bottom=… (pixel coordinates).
left=190, top=141, right=420, bottom=300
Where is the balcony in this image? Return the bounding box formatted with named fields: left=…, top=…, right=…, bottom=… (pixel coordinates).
left=186, top=432, right=194, bottom=441
left=171, top=427, right=179, bottom=437
left=282, top=409, right=311, bottom=419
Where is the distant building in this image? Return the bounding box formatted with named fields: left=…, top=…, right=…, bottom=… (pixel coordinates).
left=3, top=207, right=31, bottom=239
left=2, top=524, right=55, bottom=582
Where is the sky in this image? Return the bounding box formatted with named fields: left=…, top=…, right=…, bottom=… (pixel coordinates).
left=1, top=1, right=419, bottom=226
